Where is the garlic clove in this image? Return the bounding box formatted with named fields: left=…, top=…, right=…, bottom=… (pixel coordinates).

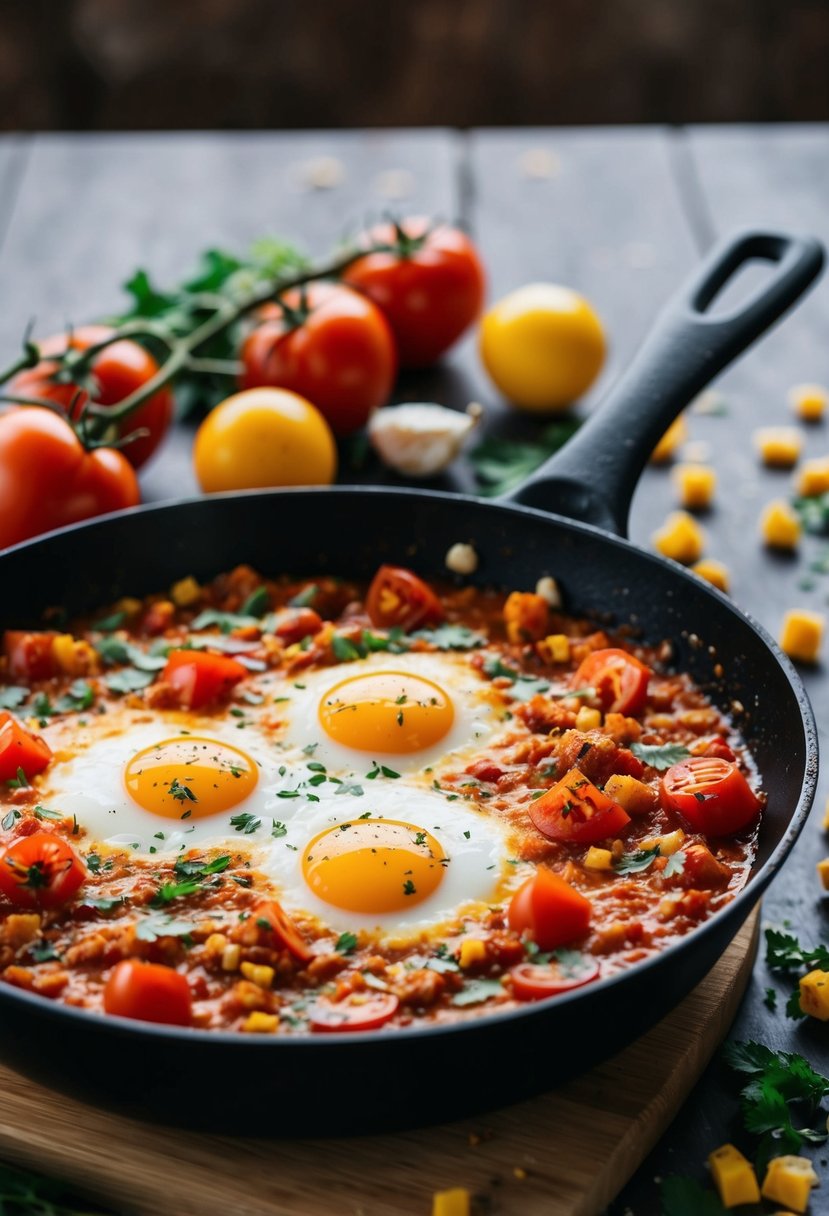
left=368, top=402, right=483, bottom=477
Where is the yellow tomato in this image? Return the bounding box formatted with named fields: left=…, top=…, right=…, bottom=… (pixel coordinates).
left=193, top=388, right=337, bottom=492
left=479, top=283, right=605, bottom=411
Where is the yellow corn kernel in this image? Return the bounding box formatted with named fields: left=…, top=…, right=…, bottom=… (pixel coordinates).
left=604, top=773, right=657, bottom=817
left=708, top=1143, right=761, bottom=1207
left=221, top=944, right=241, bottom=972
left=641, top=829, right=686, bottom=856
left=823, top=796, right=829, bottom=830
left=242, top=1011, right=279, bottom=1034
left=789, top=382, right=828, bottom=422
left=798, top=969, right=829, bottom=1021
left=240, top=961, right=275, bottom=989
left=761, top=1155, right=819, bottom=1213
left=779, top=610, right=824, bottom=664
left=575, top=705, right=601, bottom=731
left=691, top=559, right=730, bottom=593
left=204, top=933, right=227, bottom=955
left=544, top=633, right=570, bottom=663
left=817, top=858, right=829, bottom=889
left=652, top=511, right=705, bottom=564
left=761, top=500, right=802, bottom=550
left=651, top=414, right=688, bottom=463
left=432, top=1189, right=470, bottom=1216
left=754, top=427, right=803, bottom=468
left=170, top=576, right=202, bottom=607
left=673, top=463, right=716, bottom=510
left=584, top=846, right=613, bottom=871
left=458, top=939, right=487, bottom=969
left=115, top=596, right=143, bottom=618
left=796, top=458, right=829, bottom=497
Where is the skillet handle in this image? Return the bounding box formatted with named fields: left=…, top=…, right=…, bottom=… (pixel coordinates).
left=502, top=230, right=825, bottom=536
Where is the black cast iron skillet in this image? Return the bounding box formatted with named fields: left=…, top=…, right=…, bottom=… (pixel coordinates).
left=0, top=231, right=823, bottom=1135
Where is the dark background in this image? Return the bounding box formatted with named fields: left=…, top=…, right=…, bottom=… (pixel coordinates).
left=2, top=0, right=829, bottom=132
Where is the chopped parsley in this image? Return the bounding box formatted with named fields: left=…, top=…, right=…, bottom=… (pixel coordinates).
left=288, top=584, right=319, bottom=608
left=230, top=811, right=261, bottom=834
left=630, top=741, right=692, bottom=770
left=335, top=931, right=358, bottom=955
left=331, top=635, right=362, bottom=662
left=0, top=686, right=28, bottom=710
left=168, top=778, right=197, bottom=803
left=240, top=585, right=270, bottom=616
left=271, top=820, right=288, bottom=838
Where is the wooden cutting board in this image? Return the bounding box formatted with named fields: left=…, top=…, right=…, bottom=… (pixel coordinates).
left=0, top=911, right=758, bottom=1216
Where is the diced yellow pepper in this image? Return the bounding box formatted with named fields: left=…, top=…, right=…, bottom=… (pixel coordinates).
left=823, top=796, right=829, bottom=830
left=240, top=962, right=275, bottom=989
left=51, top=634, right=98, bottom=676
left=170, top=576, right=202, bottom=607
left=242, top=1011, right=279, bottom=1034
left=779, top=610, right=824, bottom=664
left=761, top=1155, right=819, bottom=1213
left=707, top=1143, right=761, bottom=1207
left=641, top=829, right=686, bottom=856
left=432, top=1189, right=471, bottom=1216
left=691, top=559, right=730, bottom=593
left=575, top=705, right=602, bottom=731
left=604, top=773, right=657, bottom=816
left=761, top=500, right=802, bottom=550
left=673, top=463, right=716, bottom=510
left=796, top=458, right=829, bottom=497
left=651, top=415, right=688, bottom=463
left=652, top=511, right=705, bottom=564
left=754, top=427, right=803, bottom=468
left=584, top=846, right=614, bottom=871
left=115, top=596, right=143, bottom=618
left=817, top=857, right=829, bottom=889
left=798, top=969, right=829, bottom=1021
left=789, top=383, right=828, bottom=422
left=543, top=633, right=570, bottom=663
left=458, top=939, right=487, bottom=969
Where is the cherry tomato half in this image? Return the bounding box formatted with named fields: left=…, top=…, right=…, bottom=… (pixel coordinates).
left=254, top=899, right=313, bottom=963
left=103, top=959, right=192, bottom=1026
left=343, top=219, right=486, bottom=367
left=309, top=991, right=399, bottom=1033
left=529, top=767, right=631, bottom=845
left=0, top=713, right=52, bottom=782
left=510, top=955, right=599, bottom=1001
left=3, top=631, right=58, bottom=681
left=0, top=832, right=85, bottom=909
left=12, top=325, right=174, bottom=469
left=0, top=408, right=140, bottom=551
left=660, top=756, right=761, bottom=837
left=508, top=866, right=592, bottom=951
left=241, top=283, right=397, bottom=436
left=162, top=650, right=248, bottom=709
left=365, top=565, right=444, bottom=632
left=572, top=648, right=651, bottom=716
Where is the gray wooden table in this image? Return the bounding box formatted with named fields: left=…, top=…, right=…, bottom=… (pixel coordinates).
left=0, top=126, right=827, bottom=1214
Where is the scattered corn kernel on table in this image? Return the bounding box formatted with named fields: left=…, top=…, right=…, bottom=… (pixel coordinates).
left=0, top=126, right=828, bottom=1214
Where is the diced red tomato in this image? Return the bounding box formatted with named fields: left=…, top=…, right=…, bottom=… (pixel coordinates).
left=0, top=713, right=52, bottom=782
left=3, top=631, right=58, bottom=681
left=572, top=648, right=651, bottom=715
left=660, top=756, right=761, bottom=836
left=271, top=607, right=323, bottom=645
left=465, top=758, right=506, bottom=784
left=508, top=866, right=592, bottom=951
left=675, top=842, right=730, bottom=889
left=700, top=737, right=737, bottom=762
left=0, top=831, right=85, bottom=909
left=103, top=960, right=192, bottom=1026
left=510, top=955, right=599, bottom=1001
left=365, top=566, right=443, bottom=632
left=161, top=649, right=247, bottom=709
left=253, top=898, right=313, bottom=963
left=309, top=991, right=399, bottom=1032
left=529, top=766, right=631, bottom=844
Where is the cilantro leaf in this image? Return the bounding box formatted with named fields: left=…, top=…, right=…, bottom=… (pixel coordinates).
left=614, top=846, right=660, bottom=875
left=663, top=849, right=687, bottom=878
left=469, top=419, right=580, bottom=497
left=765, top=926, right=829, bottom=973
left=54, top=679, right=95, bottom=714
left=659, top=1176, right=728, bottom=1216
left=240, top=586, right=270, bottom=617
left=0, top=686, right=28, bottom=710
left=630, top=741, right=692, bottom=770
left=451, top=978, right=505, bottom=1007
left=288, top=584, right=319, bottom=608
left=105, top=667, right=155, bottom=695
left=331, top=635, right=362, bottom=662
left=189, top=608, right=257, bottom=633
left=173, top=855, right=230, bottom=880
left=230, top=811, right=261, bottom=834
left=335, top=931, right=358, bottom=955
left=135, top=910, right=198, bottom=942
left=92, top=610, right=127, bottom=632
left=412, top=624, right=486, bottom=651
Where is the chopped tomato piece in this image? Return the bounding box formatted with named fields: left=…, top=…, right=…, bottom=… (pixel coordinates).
left=465, top=758, right=505, bottom=784
left=3, top=631, right=57, bottom=681
left=0, top=831, right=85, bottom=909
left=309, top=991, right=399, bottom=1032
left=0, top=713, right=52, bottom=782
left=103, top=960, right=192, bottom=1026
left=508, top=866, right=592, bottom=951
left=529, top=766, right=631, bottom=844
left=572, top=647, right=651, bottom=715
left=510, top=955, right=599, bottom=1001
left=271, top=607, right=323, bottom=645
left=675, top=842, right=730, bottom=889
left=253, top=898, right=313, bottom=963
left=700, top=737, right=737, bottom=762
left=660, top=756, right=760, bottom=836
left=162, top=649, right=247, bottom=709
left=365, top=565, right=443, bottom=631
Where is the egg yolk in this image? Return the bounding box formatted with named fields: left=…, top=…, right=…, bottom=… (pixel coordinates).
left=124, top=736, right=258, bottom=819
left=318, top=670, right=454, bottom=754
left=302, top=819, right=446, bottom=913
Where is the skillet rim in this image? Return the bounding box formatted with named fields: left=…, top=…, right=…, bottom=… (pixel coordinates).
left=0, top=485, right=818, bottom=1048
